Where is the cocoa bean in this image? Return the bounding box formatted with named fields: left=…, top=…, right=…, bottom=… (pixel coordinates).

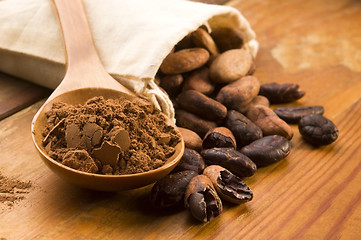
left=210, top=27, right=244, bottom=52
left=150, top=170, right=199, bottom=209
left=172, top=148, right=206, bottom=174
left=201, top=148, right=257, bottom=178
left=240, top=135, right=291, bottom=167
left=247, top=95, right=270, bottom=110
left=224, top=110, right=263, bottom=148
left=191, top=28, right=219, bottom=56
left=202, top=127, right=236, bottom=150
left=184, top=174, right=222, bottom=222
left=175, top=33, right=194, bottom=51
left=160, top=74, right=183, bottom=97
left=209, top=49, right=253, bottom=84
left=274, top=105, right=324, bottom=124
left=177, top=90, right=227, bottom=121
left=160, top=48, right=209, bottom=74
left=298, top=114, right=338, bottom=146
left=175, top=109, right=217, bottom=138
left=247, top=105, right=293, bottom=139
left=203, top=165, right=253, bottom=204
left=178, top=127, right=203, bottom=152
left=216, top=76, right=260, bottom=113
left=259, top=82, right=305, bottom=104
left=247, top=59, right=256, bottom=75
left=182, top=67, right=215, bottom=96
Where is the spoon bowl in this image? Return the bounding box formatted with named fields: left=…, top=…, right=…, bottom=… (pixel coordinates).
left=31, top=0, right=184, bottom=191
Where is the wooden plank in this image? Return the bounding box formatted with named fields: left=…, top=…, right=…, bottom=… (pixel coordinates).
left=0, top=72, right=50, bottom=120
left=0, top=95, right=360, bottom=239
left=1, top=0, right=361, bottom=239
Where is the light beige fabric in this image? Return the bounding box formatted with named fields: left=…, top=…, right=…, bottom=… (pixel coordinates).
left=0, top=0, right=258, bottom=120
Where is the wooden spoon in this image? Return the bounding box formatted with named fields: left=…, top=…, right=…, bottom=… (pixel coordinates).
left=31, top=0, right=184, bottom=191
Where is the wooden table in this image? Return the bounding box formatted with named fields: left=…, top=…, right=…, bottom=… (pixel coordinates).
left=1, top=0, right=361, bottom=239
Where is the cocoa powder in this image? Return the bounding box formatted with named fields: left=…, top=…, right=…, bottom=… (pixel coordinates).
left=42, top=96, right=181, bottom=175
left=0, top=171, right=32, bottom=208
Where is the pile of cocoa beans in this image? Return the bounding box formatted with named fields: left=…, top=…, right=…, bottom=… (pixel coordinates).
left=149, top=26, right=339, bottom=222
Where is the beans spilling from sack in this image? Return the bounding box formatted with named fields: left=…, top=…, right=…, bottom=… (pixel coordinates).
left=150, top=27, right=339, bottom=222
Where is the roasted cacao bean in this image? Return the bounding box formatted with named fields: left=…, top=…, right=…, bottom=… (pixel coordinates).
left=175, top=33, right=194, bottom=51
left=209, top=49, right=253, bottom=84
left=160, top=48, right=210, bottom=74
left=298, top=114, right=339, bottom=146
left=210, top=27, right=245, bottom=52
left=247, top=59, right=256, bottom=75
left=259, top=82, right=305, bottom=104
left=203, top=165, right=253, bottom=204
left=216, top=76, right=260, bottom=113
left=201, top=148, right=257, bottom=178
left=184, top=174, right=222, bottom=222
left=274, top=105, right=325, bottom=124
left=191, top=28, right=219, bottom=56
left=240, top=135, right=291, bottom=167
left=224, top=110, right=263, bottom=148
left=172, top=148, right=206, bottom=174
left=175, top=109, right=217, bottom=138
left=182, top=67, right=215, bottom=96
left=159, top=74, right=183, bottom=97
left=177, top=90, right=227, bottom=121
left=247, top=95, right=270, bottom=109
left=150, top=170, right=199, bottom=209
left=178, top=127, right=203, bottom=152
left=247, top=105, right=293, bottom=139
left=202, top=127, right=236, bottom=150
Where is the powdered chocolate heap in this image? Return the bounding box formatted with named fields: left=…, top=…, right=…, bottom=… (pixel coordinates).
left=42, top=96, right=181, bottom=174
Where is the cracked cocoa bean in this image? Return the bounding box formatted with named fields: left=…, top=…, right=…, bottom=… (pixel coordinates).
left=274, top=105, right=325, bottom=124
left=150, top=170, right=198, bottom=209
left=201, top=148, right=257, bottom=178
left=203, top=165, right=253, bottom=204
left=240, top=135, right=291, bottom=167
left=202, top=127, right=236, bottom=150
left=175, top=109, right=217, bottom=138
left=259, top=82, right=305, bottom=104
left=224, top=110, right=263, bottom=148
left=298, top=114, right=339, bottom=146
left=247, top=105, right=293, bottom=139
left=172, top=148, right=206, bottom=174
left=184, top=174, right=222, bottom=222
left=216, top=76, right=260, bottom=113
left=177, top=90, right=227, bottom=121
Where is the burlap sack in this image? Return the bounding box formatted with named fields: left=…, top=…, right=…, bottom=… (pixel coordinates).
left=0, top=0, right=258, bottom=120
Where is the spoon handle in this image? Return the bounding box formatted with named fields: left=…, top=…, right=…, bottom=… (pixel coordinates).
left=51, top=0, right=133, bottom=95
left=53, top=0, right=105, bottom=79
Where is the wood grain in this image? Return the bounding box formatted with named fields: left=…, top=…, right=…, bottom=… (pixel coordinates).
left=1, top=0, right=361, bottom=239
left=0, top=72, right=50, bottom=120
left=192, top=0, right=230, bottom=4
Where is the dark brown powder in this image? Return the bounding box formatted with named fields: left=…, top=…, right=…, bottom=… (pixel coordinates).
left=0, top=172, right=32, bottom=208
left=42, top=96, right=181, bottom=174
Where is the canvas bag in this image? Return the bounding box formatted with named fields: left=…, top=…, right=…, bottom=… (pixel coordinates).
left=0, top=0, right=258, bottom=121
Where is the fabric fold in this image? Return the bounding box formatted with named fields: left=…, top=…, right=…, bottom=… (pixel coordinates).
left=0, top=0, right=258, bottom=121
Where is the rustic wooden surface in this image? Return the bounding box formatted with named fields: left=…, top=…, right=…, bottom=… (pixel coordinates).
left=0, top=72, right=50, bottom=121
left=1, top=0, right=361, bottom=239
